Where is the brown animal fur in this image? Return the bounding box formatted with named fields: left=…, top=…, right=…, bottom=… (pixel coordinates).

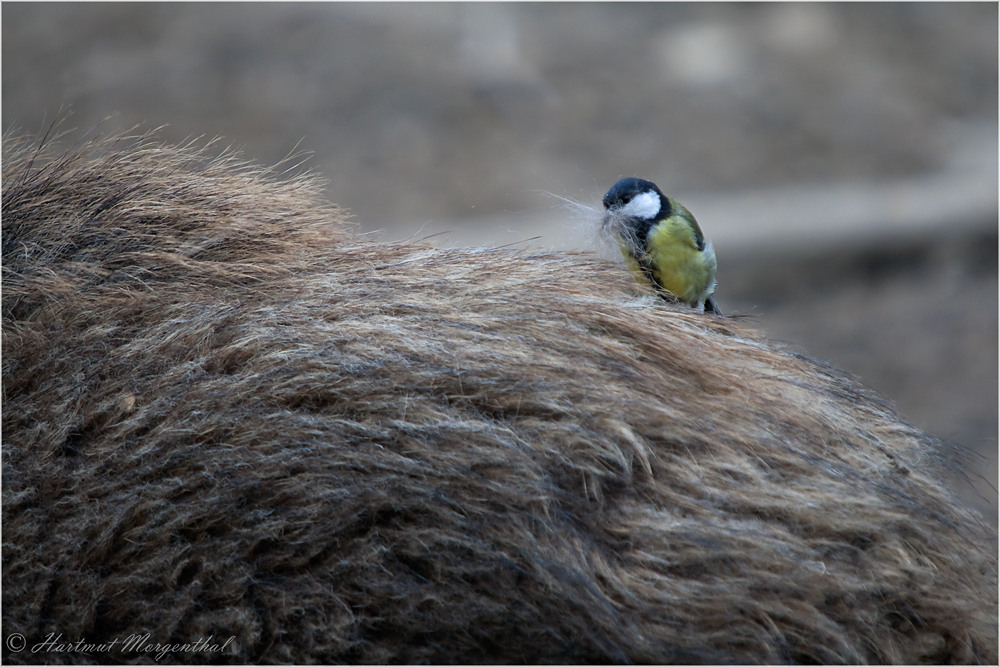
left=2, top=129, right=996, bottom=664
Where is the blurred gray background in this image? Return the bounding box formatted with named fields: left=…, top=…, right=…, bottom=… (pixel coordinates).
left=3, top=2, right=996, bottom=517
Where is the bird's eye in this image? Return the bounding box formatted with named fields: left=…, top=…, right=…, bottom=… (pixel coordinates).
left=604, top=177, right=657, bottom=211
left=604, top=194, right=632, bottom=211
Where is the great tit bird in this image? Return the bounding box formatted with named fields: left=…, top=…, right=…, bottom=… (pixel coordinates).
left=602, top=177, right=722, bottom=315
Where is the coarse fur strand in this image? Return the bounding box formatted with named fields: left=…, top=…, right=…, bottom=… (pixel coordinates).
left=2, top=129, right=996, bottom=664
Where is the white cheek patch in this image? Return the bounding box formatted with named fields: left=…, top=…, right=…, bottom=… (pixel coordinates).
left=620, top=191, right=660, bottom=220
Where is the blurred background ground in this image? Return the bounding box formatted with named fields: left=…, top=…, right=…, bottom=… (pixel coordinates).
left=3, top=2, right=996, bottom=518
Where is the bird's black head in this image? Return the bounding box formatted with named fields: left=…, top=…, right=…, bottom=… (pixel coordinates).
left=601, top=177, right=670, bottom=256
left=602, top=177, right=670, bottom=221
